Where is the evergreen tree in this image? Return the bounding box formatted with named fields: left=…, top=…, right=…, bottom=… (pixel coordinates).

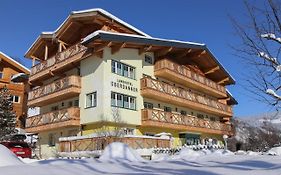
left=0, top=86, right=17, bottom=140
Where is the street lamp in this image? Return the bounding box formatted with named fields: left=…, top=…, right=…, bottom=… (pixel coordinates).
left=223, top=135, right=228, bottom=151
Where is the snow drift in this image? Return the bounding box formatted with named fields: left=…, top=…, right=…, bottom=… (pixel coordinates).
left=267, top=146, right=281, bottom=156
left=0, top=145, right=23, bottom=167
left=99, top=142, right=145, bottom=162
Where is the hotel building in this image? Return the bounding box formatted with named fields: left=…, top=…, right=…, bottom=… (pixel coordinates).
left=24, top=9, right=237, bottom=158
left=0, top=51, right=29, bottom=128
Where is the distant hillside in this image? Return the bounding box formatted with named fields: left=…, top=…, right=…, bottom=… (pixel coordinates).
left=229, top=114, right=281, bottom=151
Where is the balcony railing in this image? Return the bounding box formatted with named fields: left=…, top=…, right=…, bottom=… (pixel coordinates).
left=25, top=107, right=80, bottom=133
left=28, top=75, right=81, bottom=106
left=154, top=59, right=226, bottom=97
left=141, top=77, right=232, bottom=116
left=30, top=43, right=87, bottom=81
left=142, top=108, right=232, bottom=135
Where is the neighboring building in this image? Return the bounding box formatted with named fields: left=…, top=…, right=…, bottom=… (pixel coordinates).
left=24, top=9, right=237, bottom=158
left=0, top=51, right=30, bottom=128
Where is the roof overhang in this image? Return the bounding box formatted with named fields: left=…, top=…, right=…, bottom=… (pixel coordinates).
left=82, top=30, right=236, bottom=85
left=0, top=51, right=30, bottom=74
left=25, top=8, right=150, bottom=59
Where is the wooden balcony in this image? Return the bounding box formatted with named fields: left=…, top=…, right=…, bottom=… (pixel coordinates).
left=59, top=136, right=170, bottom=153
left=30, top=43, right=88, bottom=83
left=25, top=107, right=80, bottom=133
left=28, top=75, right=81, bottom=107
left=154, top=59, right=227, bottom=98
left=141, top=109, right=233, bottom=135
left=141, top=77, right=232, bottom=117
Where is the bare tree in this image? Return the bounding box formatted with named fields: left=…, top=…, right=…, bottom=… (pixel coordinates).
left=231, top=0, right=281, bottom=109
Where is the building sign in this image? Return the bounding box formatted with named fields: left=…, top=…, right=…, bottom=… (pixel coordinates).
left=111, top=79, right=138, bottom=92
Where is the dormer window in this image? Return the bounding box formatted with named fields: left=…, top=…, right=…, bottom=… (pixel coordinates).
left=0, top=72, right=3, bottom=79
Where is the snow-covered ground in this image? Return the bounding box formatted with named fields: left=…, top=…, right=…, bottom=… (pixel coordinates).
left=1, top=143, right=281, bottom=175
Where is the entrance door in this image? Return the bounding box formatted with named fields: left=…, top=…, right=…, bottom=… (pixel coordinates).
left=179, top=133, right=201, bottom=145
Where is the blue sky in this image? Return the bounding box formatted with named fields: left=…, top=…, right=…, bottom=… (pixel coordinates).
left=0, top=0, right=272, bottom=117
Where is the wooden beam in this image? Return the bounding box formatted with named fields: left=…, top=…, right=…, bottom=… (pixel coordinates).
left=174, top=49, right=192, bottom=59
left=30, top=56, right=40, bottom=66
left=111, top=43, right=126, bottom=54
left=155, top=47, right=173, bottom=58
left=94, top=42, right=112, bottom=52
left=49, top=70, right=54, bottom=76
left=217, top=77, right=229, bottom=85
left=138, top=45, right=153, bottom=55
left=204, top=66, right=220, bottom=75
left=44, top=45, right=48, bottom=60
left=186, top=50, right=206, bottom=58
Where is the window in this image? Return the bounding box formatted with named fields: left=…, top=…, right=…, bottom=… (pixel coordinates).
left=111, top=92, right=136, bottom=110
left=210, top=116, right=216, bottom=121
left=48, top=133, right=56, bottom=146
left=122, top=128, right=135, bottom=135
left=180, top=110, right=187, bottom=116
left=0, top=72, right=3, bottom=79
left=74, top=100, right=79, bottom=107
left=51, top=106, right=58, bottom=111
left=144, top=102, right=153, bottom=109
left=68, top=101, right=73, bottom=107
left=164, top=106, right=172, bottom=112
left=145, top=55, right=153, bottom=64
left=111, top=60, right=135, bottom=79
left=197, top=113, right=204, bottom=119
left=11, top=95, right=20, bottom=103
left=85, top=92, right=97, bottom=108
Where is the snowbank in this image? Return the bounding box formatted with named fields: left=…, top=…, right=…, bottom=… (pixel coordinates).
left=0, top=145, right=23, bottom=167
left=267, top=146, right=281, bottom=156
left=99, top=142, right=145, bottom=162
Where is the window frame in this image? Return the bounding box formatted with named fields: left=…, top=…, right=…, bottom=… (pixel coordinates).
left=111, top=60, right=136, bottom=80
left=85, top=92, right=97, bottom=109
left=111, top=91, right=136, bottom=110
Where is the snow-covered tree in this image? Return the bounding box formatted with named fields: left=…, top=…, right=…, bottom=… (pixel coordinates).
left=0, top=86, right=17, bottom=140
left=231, top=0, right=281, bottom=109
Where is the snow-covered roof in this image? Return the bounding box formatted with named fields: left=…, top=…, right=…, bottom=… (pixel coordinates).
left=71, top=8, right=150, bottom=38
left=83, top=30, right=204, bottom=47
left=82, top=30, right=235, bottom=84
left=0, top=51, right=29, bottom=73
left=25, top=8, right=150, bottom=57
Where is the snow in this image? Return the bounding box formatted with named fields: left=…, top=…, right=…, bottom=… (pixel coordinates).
left=99, top=142, right=145, bottom=162
left=261, top=33, right=281, bottom=43
left=267, top=146, right=281, bottom=156
left=71, top=8, right=151, bottom=38
left=82, top=30, right=205, bottom=47
left=266, top=89, right=281, bottom=100
left=1, top=144, right=281, bottom=174
left=0, top=145, right=23, bottom=167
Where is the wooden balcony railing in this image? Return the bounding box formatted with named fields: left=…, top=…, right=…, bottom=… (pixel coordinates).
left=59, top=136, right=171, bottom=153
left=25, top=107, right=80, bottom=133
left=154, top=59, right=226, bottom=97
left=142, top=108, right=233, bottom=135
left=30, top=43, right=88, bottom=82
left=28, top=75, right=81, bottom=106
left=141, top=77, right=232, bottom=116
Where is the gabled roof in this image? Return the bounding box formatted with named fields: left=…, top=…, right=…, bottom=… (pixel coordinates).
left=0, top=51, right=30, bottom=74
left=82, top=30, right=236, bottom=85
left=25, top=8, right=150, bottom=58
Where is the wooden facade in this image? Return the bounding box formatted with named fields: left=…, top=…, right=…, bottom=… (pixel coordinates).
left=0, top=52, right=29, bottom=128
